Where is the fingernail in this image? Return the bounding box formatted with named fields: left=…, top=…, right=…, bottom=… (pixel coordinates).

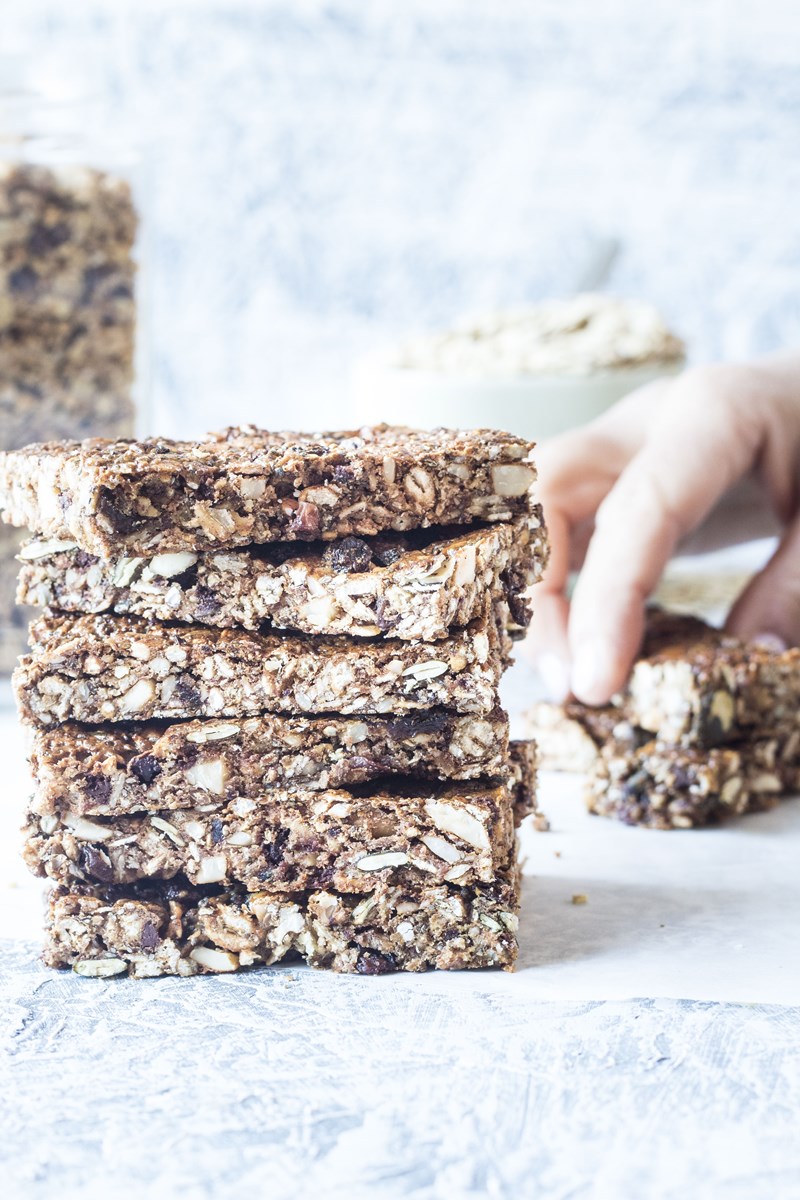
left=571, top=638, right=617, bottom=704
left=752, top=631, right=788, bottom=653
left=537, top=652, right=571, bottom=702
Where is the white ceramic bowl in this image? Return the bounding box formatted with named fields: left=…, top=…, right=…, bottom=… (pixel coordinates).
left=352, top=354, right=684, bottom=442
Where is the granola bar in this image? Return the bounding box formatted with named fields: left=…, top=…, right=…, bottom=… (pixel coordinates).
left=15, top=609, right=506, bottom=726
left=588, top=727, right=800, bottom=829
left=0, top=425, right=536, bottom=557
left=525, top=696, right=800, bottom=828
left=23, top=742, right=536, bottom=893
left=17, top=511, right=547, bottom=641
left=626, top=611, right=800, bottom=747
left=42, top=864, right=521, bottom=976
left=27, top=710, right=513, bottom=818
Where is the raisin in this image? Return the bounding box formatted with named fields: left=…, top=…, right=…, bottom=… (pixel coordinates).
left=210, top=818, right=224, bottom=845
left=8, top=265, right=38, bottom=295
left=27, top=221, right=70, bottom=255
left=322, top=537, right=373, bottom=574
left=130, top=754, right=161, bottom=784
left=356, top=950, right=397, bottom=975
left=174, top=679, right=202, bottom=711
left=81, top=263, right=115, bottom=303
left=98, top=490, right=141, bottom=534
left=83, top=773, right=112, bottom=805
left=263, top=828, right=289, bottom=865
left=374, top=597, right=400, bottom=632
left=194, top=587, right=222, bottom=619
left=386, top=711, right=449, bottom=739
left=371, top=536, right=409, bottom=567
left=140, top=920, right=161, bottom=952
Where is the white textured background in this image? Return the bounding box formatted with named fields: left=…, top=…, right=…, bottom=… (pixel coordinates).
left=3, top=6, right=800, bottom=1197
left=4, top=0, right=800, bottom=434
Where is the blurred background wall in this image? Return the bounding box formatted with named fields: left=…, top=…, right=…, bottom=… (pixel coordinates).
left=3, top=0, right=800, bottom=436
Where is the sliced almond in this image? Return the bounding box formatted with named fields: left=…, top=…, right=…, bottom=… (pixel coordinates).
left=355, top=851, right=409, bottom=871
left=425, top=799, right=490, bottom=850
left=189, top=946, right=239, bottom=972
left=73, top=958, right=127, bottom=978
left=148, top=551, right=198, bottom=578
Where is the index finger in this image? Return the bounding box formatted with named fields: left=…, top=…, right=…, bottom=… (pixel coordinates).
left=568, top=380, right=762, bottom=703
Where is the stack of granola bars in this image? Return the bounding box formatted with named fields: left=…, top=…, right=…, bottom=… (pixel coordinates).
left=0, top=424, right=548, bottom=976
left=528, top=610, right=800, bottom=829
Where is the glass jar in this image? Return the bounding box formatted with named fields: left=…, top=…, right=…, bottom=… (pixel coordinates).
left=0, top=73, right=147, bottom=680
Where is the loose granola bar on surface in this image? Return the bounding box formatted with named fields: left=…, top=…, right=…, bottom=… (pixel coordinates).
left=43, top=861, right=521, bottom=976
left=588, top=728, right=800, bottom=829
left=27, top=709, right=513, bottom=817
left=0, top=425, right=536, bottom=557
left=627, top=610, right=800, bottom=747
left=24, top=741, right=536, bottom=893
left=17, top=510, right=547, bottom=641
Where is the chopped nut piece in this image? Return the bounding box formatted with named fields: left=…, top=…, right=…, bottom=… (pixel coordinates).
left=73, top=958, right=128, bottom=978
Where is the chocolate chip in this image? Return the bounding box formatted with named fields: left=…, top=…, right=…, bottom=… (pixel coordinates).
left=290, top=501, right=321, bottom=538
left=332, top=463, right=356, bottom=484
left=322, top=537, right=373, bottom=574
left=174, top=679, right=202, bottom=711
left=140, top=920, right=161, bottom=952
left=211, top=818, right=224, bottom=845
left=130, top=754, right=161, bottom=784
left=194, top=587, right=222, bottom=618
left=80, top=844, right=115, bottom=883
left=8, top=265, right=38, bottom=295
left=83, top=773, right=112, bottom=805
left=356, top=950, right=397, bottom=975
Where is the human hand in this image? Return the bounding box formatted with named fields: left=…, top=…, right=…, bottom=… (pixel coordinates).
left=527, top=355, right=800, bottom=705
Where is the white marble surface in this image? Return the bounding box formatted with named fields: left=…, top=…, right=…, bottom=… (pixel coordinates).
left=2, top=668, right=800, bottom=1197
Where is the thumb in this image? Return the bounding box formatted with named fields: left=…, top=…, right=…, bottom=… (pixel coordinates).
left=726, top=518, right=800, bottom=645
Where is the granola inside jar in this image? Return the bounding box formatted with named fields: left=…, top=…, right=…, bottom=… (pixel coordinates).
left=0, top=84, right=143, bottom=678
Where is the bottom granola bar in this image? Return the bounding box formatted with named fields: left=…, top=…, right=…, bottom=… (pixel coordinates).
left=43, top=865, right=521, bottom=977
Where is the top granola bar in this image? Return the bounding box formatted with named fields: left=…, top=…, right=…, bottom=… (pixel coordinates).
left=0, top=425, right=536, bottom=557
